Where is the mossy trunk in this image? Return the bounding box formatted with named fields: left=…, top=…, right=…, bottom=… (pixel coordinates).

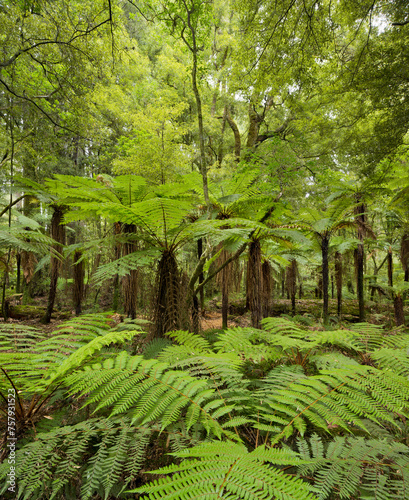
left=153, top=250, right=181, bottom=338
left=43, top=206, right=65, bottom=324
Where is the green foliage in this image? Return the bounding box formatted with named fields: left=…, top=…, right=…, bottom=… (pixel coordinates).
left=1, top=316, right=408, bottom=499
left=131, top=441, right=316, bottom=499
left=297, top=434, right=409, bottom=500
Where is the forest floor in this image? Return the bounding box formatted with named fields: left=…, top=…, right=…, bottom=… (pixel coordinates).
left=1, top=294, right=403, bottom=333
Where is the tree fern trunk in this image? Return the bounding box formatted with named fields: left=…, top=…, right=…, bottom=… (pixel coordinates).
left=394, top=295, right=405, bottom=326
left=153, top=250, right=181, bottom=338
left=43, top=206, right=65, bottom=324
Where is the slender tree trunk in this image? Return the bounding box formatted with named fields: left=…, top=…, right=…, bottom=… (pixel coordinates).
left=335, top=251, right=343, bottom=318
left=122, top=224, right=138, bottom=319
left=112, top=222, right=122, bottom=311
left=73, top=250, right=84, bottom=315
left=401, top=233, right=409, bottom=282
left=43, top=206, right=65, bottom=324
left=248, top=239, right=262, bottom=328
left=225, top=106, right=241, bottom=162
left=355, top=201, right=366, bottom=321
left=286, top=259, right=297, bottom=316
left=387, top=247, right=393, bottom=287
left=16, top=253, right=21, bottom=294
left=322, top=237, right=329, bottom=325
left=190, top=30, right=209, bottom=206
left=197, top=238, right=205, bottom=311
left=262, top=260, right=272, bottom=318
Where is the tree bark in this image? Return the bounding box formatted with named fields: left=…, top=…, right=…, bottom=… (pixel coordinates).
left=225, top=106, right=241, bottom=161
left=262, top=260, right=272, bottom=318
left=401, top=233, right=409, bottom=282
left=394, top=295, right=405, bottom=326
left=43, top=206, right=65, bottom=324
left=322, top=236, right=329, bottom=325
left=286, top=259, right=297, bottom=316
left=354, top=201, right=366, bottom=321
left=335, top=251, right=342, bottom=318
left=153, top=250, right=181, bottom=338
left=387, top=247, right=393, bottom=287
left=248, top=239, right=262, bottom=328
left=122, top=224, right=138, bottom=319
left=73, top=250, right=84, bottom=315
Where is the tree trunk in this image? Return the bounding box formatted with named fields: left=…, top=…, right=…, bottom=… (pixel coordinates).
left=216, top=248, right=231, bottom=330
left=322, top=237, right=329, bottom=325
left=248, top=239, right=262, bottom=328
left=112, top=222, right=122, bottom=311
left=73, top=250, right=84, bottom=315
left=393, top=295, right=405, bottom=326
left=262, top=260, right=272, bottom=318
left=286, top=259, right=297, bottom=316
left=43, top=206, right=65, bottom=324
left=401, top=233, right=409, bottom=282
left=387, top=247, right=393, bottom=287
left=355, top=201, right=366, bottom=321
left=191, top=293, right=200, bottom=334
left=197, top=238, right=205, bottom=311
left=122, top=224, right=138, bottom=319
left=335, top=251, right=343, bottom=318
left=153, top=250, right=181, bottom=338
left=225, top=106, right=241, bottom=162
left=16, top=253, right=21, bottom=294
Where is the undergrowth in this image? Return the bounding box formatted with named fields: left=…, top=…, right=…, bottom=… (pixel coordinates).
left=0, top=314, right=408, bottom=499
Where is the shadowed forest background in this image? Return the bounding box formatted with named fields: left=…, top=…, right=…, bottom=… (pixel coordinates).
left=0, top=1, right=409, bottom=499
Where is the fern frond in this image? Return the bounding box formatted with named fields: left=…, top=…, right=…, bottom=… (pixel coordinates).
left=66, top=353, right=228, bottom=437
left=255, top=365, right=409, bottom=444
left=297, top=434, right=409, bottom=500
left=130, top=441, right=317, bottom=499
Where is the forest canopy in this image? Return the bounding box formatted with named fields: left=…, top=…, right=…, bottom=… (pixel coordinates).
left=0, top=0, right=409, bottom=499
